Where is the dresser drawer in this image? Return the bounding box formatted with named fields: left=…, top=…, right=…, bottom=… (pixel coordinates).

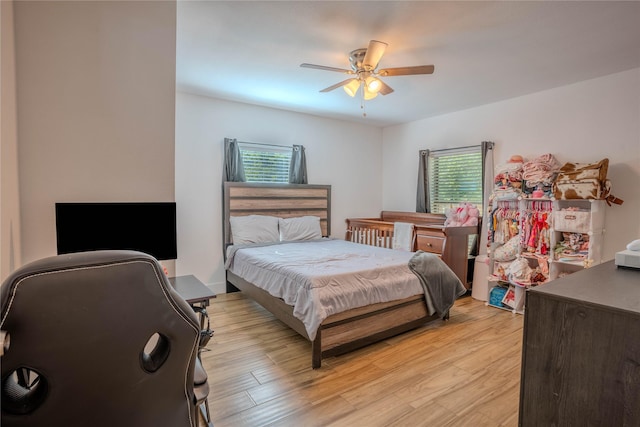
left=416, top=235, right=444, bottom=254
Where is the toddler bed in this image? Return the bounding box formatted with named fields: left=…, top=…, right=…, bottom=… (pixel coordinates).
left=223, top=182, right=464, bottom=368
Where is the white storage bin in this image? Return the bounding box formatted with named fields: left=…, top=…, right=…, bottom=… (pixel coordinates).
left=552, top=209, right=590, bottom=233
left=472, top=255, right=489, bottom=301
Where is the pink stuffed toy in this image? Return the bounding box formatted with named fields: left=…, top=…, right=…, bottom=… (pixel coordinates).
left=445, top=203, right=479, bottom=227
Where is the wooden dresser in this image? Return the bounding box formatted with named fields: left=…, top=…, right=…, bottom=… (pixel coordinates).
left=345, top=211, right=478, bottom=288
left=519, top=261, right=640, bottom=426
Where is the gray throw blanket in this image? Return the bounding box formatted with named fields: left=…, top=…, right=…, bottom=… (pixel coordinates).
left=408, top=250, right=467, bottom=318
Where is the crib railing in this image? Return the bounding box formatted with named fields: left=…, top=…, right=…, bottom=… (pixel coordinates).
left=345, top=218, right=396, bottom=249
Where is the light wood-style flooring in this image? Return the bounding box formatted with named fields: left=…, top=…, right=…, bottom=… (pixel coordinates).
left=199, top=292, right=524, bottom=427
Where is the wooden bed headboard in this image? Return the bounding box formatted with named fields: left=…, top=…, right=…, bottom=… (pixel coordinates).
left=223, top=182, right=331, bottom=248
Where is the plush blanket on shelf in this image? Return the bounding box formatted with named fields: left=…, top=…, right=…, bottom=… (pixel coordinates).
left=408, top=250, right=467, bottom=318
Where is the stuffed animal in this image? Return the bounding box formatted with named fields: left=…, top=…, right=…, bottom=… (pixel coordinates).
left=444, top=202, right=480, bottom=227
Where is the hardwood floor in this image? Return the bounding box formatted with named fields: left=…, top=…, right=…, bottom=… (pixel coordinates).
left=200, top=292, right=524, bottom=427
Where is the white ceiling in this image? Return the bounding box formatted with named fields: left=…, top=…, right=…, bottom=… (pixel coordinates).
left=176, top=1, right=640, bottom=127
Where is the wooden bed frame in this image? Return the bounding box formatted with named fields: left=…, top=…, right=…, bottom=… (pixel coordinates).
left=223, top=182, right=442, bottom=369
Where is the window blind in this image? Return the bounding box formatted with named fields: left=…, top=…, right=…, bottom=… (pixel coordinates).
left=239, top=144, right=291, bottom=183
left=428, top=147, right=482, bottom=214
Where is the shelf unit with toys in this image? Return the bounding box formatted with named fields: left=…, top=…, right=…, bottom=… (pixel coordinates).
left=486, top=197, right=607, bottom=314
left=485, top=153, right=612, bottom=314
left=486, top=197, right=553, bottom=314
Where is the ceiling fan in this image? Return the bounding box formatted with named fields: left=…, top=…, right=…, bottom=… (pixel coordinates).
left=300, top=40, right=434, bottom=101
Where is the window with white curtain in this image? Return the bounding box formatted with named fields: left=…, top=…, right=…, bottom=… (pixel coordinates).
left=428, top=146, right=483, bottom=214
left=239, top=143, right=291, bottom=183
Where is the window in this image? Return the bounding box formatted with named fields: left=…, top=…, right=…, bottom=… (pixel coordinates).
left=239, top=143, right=291, bottom=183
left=428, top=146, right=483, bottom=214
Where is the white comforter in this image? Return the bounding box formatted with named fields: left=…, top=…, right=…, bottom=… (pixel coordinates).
left=225, top=239, right=424, bottom=340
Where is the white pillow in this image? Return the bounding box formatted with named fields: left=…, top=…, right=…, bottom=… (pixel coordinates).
left=229, top=215, right=280, bottom=245
left=279, top=216, right=322, bottom=241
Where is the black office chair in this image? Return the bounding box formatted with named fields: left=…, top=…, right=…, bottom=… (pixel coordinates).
left=0, top=250, right=210, bottom=427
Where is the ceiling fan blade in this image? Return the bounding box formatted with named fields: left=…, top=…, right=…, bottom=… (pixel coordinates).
left=320, top=78, right=358, bottom=93
left=300, top=63, right=354, bottom=74
left=378, top=79, right=394, bottom=95
left=378, top=65, right=435, bottom=76
left=362, top=40, right=388, bottom=70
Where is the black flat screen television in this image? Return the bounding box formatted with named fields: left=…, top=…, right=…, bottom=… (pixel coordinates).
left=55, top=202, right=177, bottom=261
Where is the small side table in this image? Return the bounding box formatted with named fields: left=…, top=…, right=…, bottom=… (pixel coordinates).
left=169, top=274, right=216, bottom=345
left=169, top=275, right=216, bottom=328
left=169, top=274, right=215, bottom=427
left=169, top=274, right=216, bottom=307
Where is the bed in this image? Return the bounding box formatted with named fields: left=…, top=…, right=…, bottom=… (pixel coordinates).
left=223, top=182, right=464, bottom=368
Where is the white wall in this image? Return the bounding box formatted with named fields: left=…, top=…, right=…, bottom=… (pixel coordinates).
left=1, top=0, right=22, bottom=281
left=382, top=68, right=640, bottom=260
left=179, top=70, right=640, bottom=291
left=14, top=1, right=177, bottom=265
left=175, top=92, right=383, bottom=292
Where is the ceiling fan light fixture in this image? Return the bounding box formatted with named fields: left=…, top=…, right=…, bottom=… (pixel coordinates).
left=343, top=79, right=361, bottom=97
left=302, top=39, right=434, bottom=116
left=365, top=76, right=382, bottom=93
left=363, top=86, right=378, bottom=100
